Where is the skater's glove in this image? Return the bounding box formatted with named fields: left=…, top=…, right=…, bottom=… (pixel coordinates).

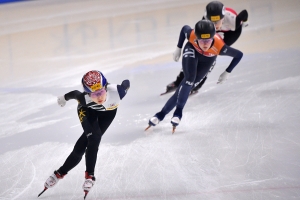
left=121, top=79, right=130, bottom=92
left=217, top=71, right=230, bottom=84
left=57, top=96, right=66, bottom=107
left=173, top=47, right=181, bottom=62
left=217, top=32, right=224, bottom=39
left=242, top=21, right=249, bottom=28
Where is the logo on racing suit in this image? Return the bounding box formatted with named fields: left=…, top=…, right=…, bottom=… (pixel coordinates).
left=87, top=132, right=92, bottom=137
left=183, top=48, right=195, bottom=58
left=107, top=103, right=119, bottom=110
left=185, top=81, right=194, bottom=86
left=78, top=109, right=86, bottom=123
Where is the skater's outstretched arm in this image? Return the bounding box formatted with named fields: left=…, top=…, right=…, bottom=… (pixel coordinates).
left=236, top=10, right=248, bottom=28
left=176, top=25, right=193, bottom=48
left=62, top=90, right=87, bottom=105
left=219, top=45, right=243, bottom=73
left=217, top=45, right=243, bottom=84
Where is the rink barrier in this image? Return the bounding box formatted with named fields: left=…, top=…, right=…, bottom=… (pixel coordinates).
left=0, top=0, right=27, bottom=4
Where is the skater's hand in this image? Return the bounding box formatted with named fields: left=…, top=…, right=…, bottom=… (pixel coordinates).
left=57, top=96, right=66, bottom=107
left=217, top=71, right=230, bottom=84
left=217, top=32, right=224, bottom=39
left=173, top=47, right=181, bottom=62
left=242, top=21, right=249, bottom=28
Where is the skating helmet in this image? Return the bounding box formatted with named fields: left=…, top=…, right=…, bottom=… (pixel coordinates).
left=205, top=1, right=225, bottom=22
left=194, top=20, right=216, bottom=39
left=82, top=70, right=107, bottom=93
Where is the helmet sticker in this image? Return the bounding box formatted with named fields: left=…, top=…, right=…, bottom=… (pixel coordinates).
left=201, top=34, right=211, bottom=39
left=83, top=71, right=100, bottom=85
left=210, top=15, right=221, bottom=21
left=82, top=70, right=104, bottom=92
left=90, top=83, right=101, bottom=91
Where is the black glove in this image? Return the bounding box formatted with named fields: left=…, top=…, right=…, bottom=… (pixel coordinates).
left=121, top=79, right=130, bottom=92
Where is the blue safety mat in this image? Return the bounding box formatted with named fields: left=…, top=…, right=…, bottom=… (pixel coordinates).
left=0, top=0, right=27, bottom=4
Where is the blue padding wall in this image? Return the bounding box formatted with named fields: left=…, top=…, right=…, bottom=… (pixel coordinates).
left=0, top=0, right=26, bottom=4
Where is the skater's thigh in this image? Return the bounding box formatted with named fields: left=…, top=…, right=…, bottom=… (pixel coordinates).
left=84, top=110, right=117, bottom=149
left=73, top=133, right=88, bottom=154
left=96, top=109, right=117, bottom=135
left=194, top=56, right=216, bottom=83
left=77, top=106, right=98, bottom=134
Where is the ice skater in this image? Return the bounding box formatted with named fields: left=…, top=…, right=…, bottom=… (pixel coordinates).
left=38, top=70, right=130, bottom=199
left=146, top=19, right=243, bottom=133
left=164, top=1, right=248, bottom=95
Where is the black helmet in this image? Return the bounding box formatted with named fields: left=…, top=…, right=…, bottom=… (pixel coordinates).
left=194, top=20, right=216, bottom=39
left=205, top=1, right=225, bottom=22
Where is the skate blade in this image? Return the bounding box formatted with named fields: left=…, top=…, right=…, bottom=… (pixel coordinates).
left=160, top=89, right=175, bottom=96
left=189, top=91, right=198, bottom=96
left=38, top=187, right=47, bottom=197
left=145, top=125, right=151, bottom=131
left=160, top=92, right=169, bottom=96
left=84, top=191, right=88, bottom=199
left=172, top=126, right=176, bottom=134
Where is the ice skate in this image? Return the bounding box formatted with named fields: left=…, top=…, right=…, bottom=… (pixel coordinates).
left=190, top=84, right=200, bottom=95
left=38, top=170, right=65, bottom=197
left=189, top=89, right=199, bottom=96
left=83, top=172, right=95, bottom=199
left=161, top=82, right=177, bottom=95
left=171, top=116, right=181, bottom=133
left=145, top=116, right=160, bottom=131
left=166, top=82, right=177, bottom=92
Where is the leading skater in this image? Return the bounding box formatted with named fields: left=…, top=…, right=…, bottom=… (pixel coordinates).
left=165, top=1, right=248, bottom=94
left=146, top=19, right=243, bottom=133
left=39, top=70, right=130, bottom=199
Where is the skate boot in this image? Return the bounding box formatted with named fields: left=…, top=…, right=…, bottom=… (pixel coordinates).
left=190, top=76, right=208, bottom=95
left=83, top=172, right=96, bottom=199
left=171, top=108, right=182, bottom=133
left=171, top=116, right=181, bottom=127
left=149, top=116, right=160, bottom=126
left=190, top=84, right=201, bottom=95
left=38, top=170, right=65, bottom=197
left=190, top=88, right=199, bottom=95
left=45, top=170, right=65, bottom=188
left=161, top=71, right=183, bottom=95
left=171, top=116, right=181, bottom=134
left=145, top=112, right=166, bottom=131
left=145, top=115, right=160, bottom=131
left=166, top=82, right=177, bottom=93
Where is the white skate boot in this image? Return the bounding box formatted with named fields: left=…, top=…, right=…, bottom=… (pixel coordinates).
left=171, top=116, right=181, bottom=133
left=44, top=170, right=65, bottom=188
left=38, top=170, right=65, bottom=197
left=83, top=172, right=95, bottom=199
left=149, top=116, right=160, bottom=126
left=171, top=116, right=180, bottom=126
left=145, top=116, right=160, bottom=131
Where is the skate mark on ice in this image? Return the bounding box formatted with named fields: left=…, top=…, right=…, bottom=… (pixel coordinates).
left=12, top=160, right=36, bottom=200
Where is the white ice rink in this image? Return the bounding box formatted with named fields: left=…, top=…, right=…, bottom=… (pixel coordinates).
left=1, top=0, right=300, bottom=199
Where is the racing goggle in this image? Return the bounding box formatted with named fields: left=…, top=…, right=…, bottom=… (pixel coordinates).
left=197, top=38, right=213, bottom=45
left=90, top=88, right=106, bottom=98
